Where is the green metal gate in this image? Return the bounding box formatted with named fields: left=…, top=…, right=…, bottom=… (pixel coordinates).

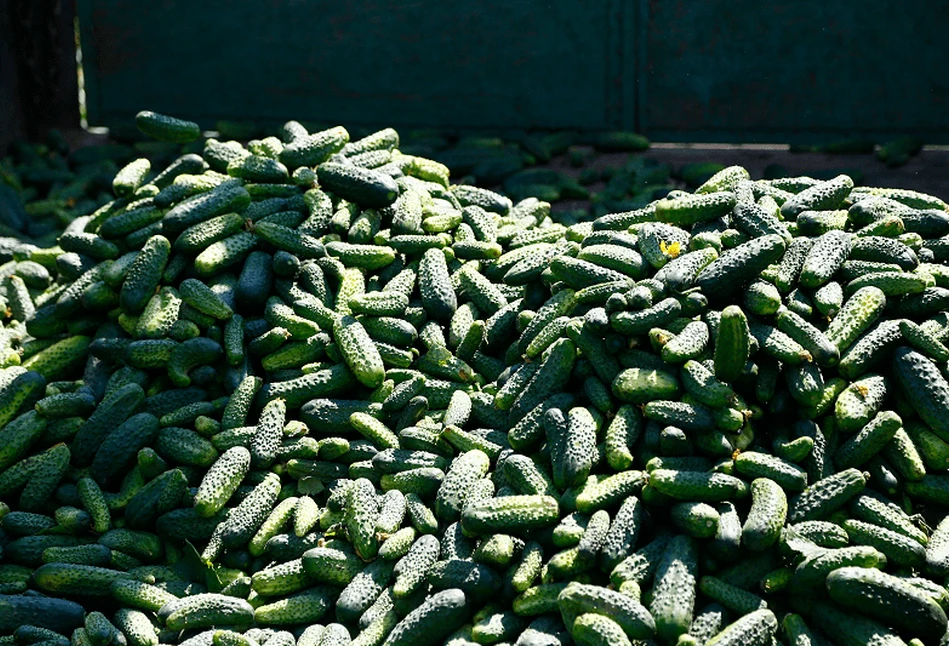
left=75, top=0, right=949, bottom=142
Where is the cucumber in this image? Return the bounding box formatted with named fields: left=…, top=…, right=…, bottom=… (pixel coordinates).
left=195, top=232, right=257, bottom=278
left=670, top=501, right=720, bottom=539
left=732, top=199, right=791, bottom=243
left=280, top=126, right=349, bottom=167
left=704, top=609, right=777, bottom=646
left=649, top=535, right=698, bottom=643
left=826, top=566, right=948, bottom=642
left=835, top=374, right=888, bottom=432
left=258, top=222, right=326, bottom=260
left=850, top=493, right=927, bottom=545
left=194, top=446, right=251, bottom=517
left=577, top=244, right=646, bottom=279
left=842, top=518, right=926, bottom=568
left=806, top=600, right=905, bottom=646
left=301, top=545, right=362, bottom=587
left=741, top=478, right=786, bottom=551
left=161, top=593, right=255, bottom=631
left=179, top=278, right=233, bottom=320
left=834, top=410, right=902, bottom=469
left=418, top=248, right=456, bottom=322
left=90, top=413, right=160, bottom=487
left=648, top=469, right=748, bottom=502
left=174, top=212, right=245, bottom=254
left=242, top=400, right=283, bottom=467
left=780, top=174, right=854, bottom=217
left=392, top=533, right=440, bottom=599
left=135, top=111, right=201, bottom=143
left=31, top=562, right=132, bottom=596
left=838, top=319, right=902, bottom=379
left=734, top=451, right=807, bottom=492
left=164, top=179, right=251, bottom=233
left=655, top=247, right=719, bottom=293
left=253, top=587, right=334, bottom=625
left=318, top=163, right=399, bottom=209
left=250, top=557, right=310, bottom=597
left=554, top=406, right=598, bottom=489
left=799, top=230, right=851, bottom=289
left=611, top=366, right=679, bottom=404
left=382, top=588, right=467, bottom=646
left=346, top=477, right=381, bottom=561
left=120, top=235, right=170, bottom=315
left=788, top=468, right=867, bottom=523
left=0, top=595, right=85, bottom=633
left=655, top=192, right=736, bottom=227
left=166, top=337, right=222, bottom=387
left=435, top=449, right=491, bottom=523
left=695, top=234, right=787, bottom=301
left=774, top=306, right=839, bottom=367
left=59, top=231, right=122, bottom=262
left=216, top=471, right=281, bottom=550
left=850, top=235, right=919, bottom=270
left=0, top=410, right=46, bottom=472
left=892, top=346, right=949, bottom=443
left=609, top=297, right=682, bottom=336
left=569, top=613, right=631, bottom=646
left=509, top=338, right=576, bottom=420
left=698, top=576, right=767, bottom=615
left=111, top=578, right=178, bottom=613
left=824, top=286, right=887, bottom=353
left=713, top=305, right=750, bottom=383
left=460, top=495, right=560, bottom=536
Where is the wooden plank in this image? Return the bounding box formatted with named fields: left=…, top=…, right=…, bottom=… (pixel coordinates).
left=0, top=3, right=26, bottom=153
left=77, top=0, right=624, bottom=133
left=3, top=0, right=79, bottom=147
left=639, top=0, right=949, bottom=143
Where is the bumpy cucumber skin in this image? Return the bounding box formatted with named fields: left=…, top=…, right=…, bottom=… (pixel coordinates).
left=788, top=468, right=867, bottom=523
left=799, top=230, right=851, bottom=289
left=194, top=446, right=251, bottom=518
left=558, top=581, right=656, bottom=640
left=695, top=234, right=787, bottom=301
left=825, top=566, right=948, bottom=642
left=824, top=286, right=886, bottom=353
left=136, top=111, right=201, bottom=143
left=161, top=593, right=255, bottom=631
left=382, top=588, right=467, bottom=646
left=741, top=478, right=787, bottom=551
left=649, top=534, right=698, bottom=643
left=705, top=609, right=778, bottom=646
left=318, top=162, right=399, bottom=209
left=781, top=174, right=854, bottom=218
left=460, top=494, right=560, bottom=536
left=120, top=236, right=171, bottom=315
left=0, top=595, right=85, bottom=633
left=713, top=305, right=750, bottom=383
left=893, top=346, right=949, bottom=443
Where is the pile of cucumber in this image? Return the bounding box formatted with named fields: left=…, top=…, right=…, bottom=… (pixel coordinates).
left=1, top=110, right=949, bottom=646
left=0, top=130, right=201, bottom=248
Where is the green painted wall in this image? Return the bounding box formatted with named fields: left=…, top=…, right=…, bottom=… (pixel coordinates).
left=76, top=0, right=949, bottom=142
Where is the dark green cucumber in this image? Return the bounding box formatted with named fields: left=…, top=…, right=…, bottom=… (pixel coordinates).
left=695, top=234, right=787, bottom=301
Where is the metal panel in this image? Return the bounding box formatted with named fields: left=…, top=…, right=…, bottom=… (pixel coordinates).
left=639, top=1, right=949, bottom=143
left=76, top=0, right=628, bottom=133
left=75, top=0, right=949, bottom=141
